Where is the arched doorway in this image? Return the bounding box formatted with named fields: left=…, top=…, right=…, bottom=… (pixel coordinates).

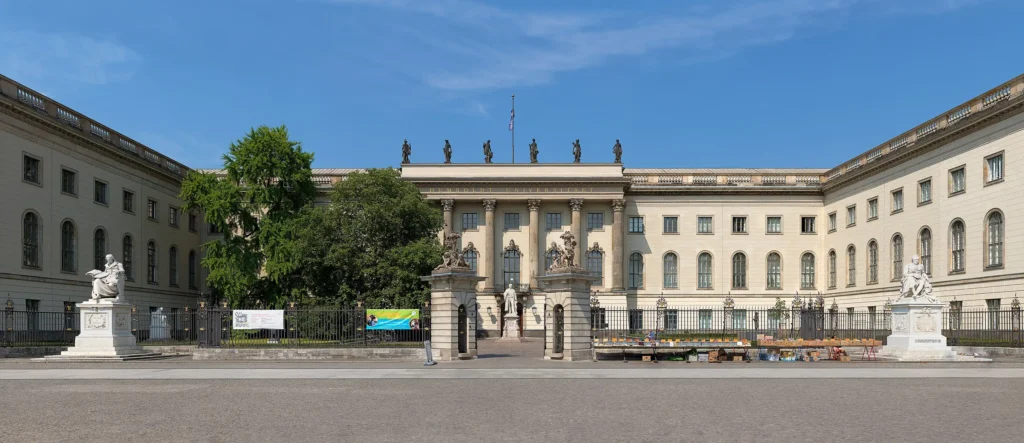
left=553, top=304, right=564, bottom=354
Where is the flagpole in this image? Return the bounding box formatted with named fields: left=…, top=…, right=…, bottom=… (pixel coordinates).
left=511, top=94, right=515, bottom=164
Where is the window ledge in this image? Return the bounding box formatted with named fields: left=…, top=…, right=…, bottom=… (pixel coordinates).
left=949, top=190, right=966, bottom=197
left=94, top=201, right=109, bottom=207
left=731, top=287, right=748, bottom=291
left=697, top=287, right=714, bottom=291
left=984, top=178, right=1004, bottom=187
left=60, top=191, right=78, bottom=198
left=169, top=284, right=179, bottom=288
left=766, top=232, right=782, bottom=235
left=918, top=200, right=932, bottom=207
left=948, top=270, right=965, bottom=276
left=504, top=229, right=522, bottom=232
left=60, top=270, right=78, bottom=275
left=984, top=264, right=1004, bottom=271
left=890, top=209, right=903, bottom=215
left=587, top=228, right=605, bottom=232
left=22, top=265, right=41, bottom=271
left=22, top=179, right=43, bottom=188
left=846, top=284, right=857, bottom=288
left=663, top=232, right=680, bottom=235
left=846, top=223, right=856, bottom=228
left=801, top=231, right=817, bottom=235
left=697, top=232, right=714, bottom=235
left=867, top=281, right=878, bottom=285
left=828, top=229, right=837, bottom=234
left=147, top=217, right=159, bottom=222
left=867, top=216, right=878, bottom=222
left=800, top=287, right=816, bottom=291
left=765, top=288, right=782, bottom=291
left=731, top=232, right=748, bottom=235
left=627, top=232, right=645, bottom=235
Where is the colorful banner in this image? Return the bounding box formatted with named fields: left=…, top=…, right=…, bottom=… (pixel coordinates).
left=366, top=309, right=420, bottom=330
left=233, top=310, right=285, bottom=330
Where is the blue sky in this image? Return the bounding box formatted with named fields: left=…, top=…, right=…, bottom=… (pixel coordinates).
left=2, top=0, right=1022, bottom=169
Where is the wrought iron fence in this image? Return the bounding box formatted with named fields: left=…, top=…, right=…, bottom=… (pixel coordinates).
left=195, top=304, right=431, bottom=348
left=0, top=309, right=78, bottom=347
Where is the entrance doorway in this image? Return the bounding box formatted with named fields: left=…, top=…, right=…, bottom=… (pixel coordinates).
left=457, top=304, right=467, bottom=354
left=553, top=304, right=564, bottom=354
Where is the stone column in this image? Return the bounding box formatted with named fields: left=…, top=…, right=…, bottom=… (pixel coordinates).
left=569, top=198, right=584, bottom=261
left=611, top=199, right=626, bottom=292
left=441, top=199, right=454, bottom=236
left=527, top=199, right=541, bottom=289
left=482, top=199, right=497, bottom=292
left=421, top=268, right=485, bottom=361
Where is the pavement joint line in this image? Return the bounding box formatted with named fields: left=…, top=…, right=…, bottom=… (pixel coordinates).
left=2, top=368, right=1024, bottom=380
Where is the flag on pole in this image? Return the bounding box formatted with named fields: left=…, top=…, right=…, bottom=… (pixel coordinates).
left=508, top=108, right=515, bottom=131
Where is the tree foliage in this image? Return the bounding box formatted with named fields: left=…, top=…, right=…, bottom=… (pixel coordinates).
left=293, top=168, right=443, bottom=307
left=179, top=125, right=315, bottom=306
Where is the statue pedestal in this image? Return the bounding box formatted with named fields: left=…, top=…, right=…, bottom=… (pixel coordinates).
left=499, top=313, right=526, bottom=342
left=879, top=300, right=959, bottom=361
left=41, top=300, right=162, bottom=362
left=539, top=267, right=599, bottom=361
left=421, top=268, right=484, bottom=361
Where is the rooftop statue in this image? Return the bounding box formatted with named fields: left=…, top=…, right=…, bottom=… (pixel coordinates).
left=88, top=254, right=126, bottom=302
left=613, top=139, right=622, bottom=164
left=529, top=139, right=539, bottom=163
left=572, top=139, right=582, bottom=163
left=483, top=140, right=493, bottom=164
left=443, top=140, right=452, bottom=164
left=401, top=139, right=412, bottom=164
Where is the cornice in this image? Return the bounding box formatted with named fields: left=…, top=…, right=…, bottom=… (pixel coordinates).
left=626, top=185, right=824, bottom=196
left=0, top=96, right=185, bottom=187
left=822, top=97, right=1024, bottom=193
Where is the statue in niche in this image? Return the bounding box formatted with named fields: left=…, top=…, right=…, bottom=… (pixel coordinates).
left=401, top=139, right=412, bottom=164
left=572, top=139, right=582, bottom=163
left=443, top=140, right=452, bottom=164
left=483, top=140, right=493, bottom=163
left=88, top=254, right=126, bottom=302
left=612, top=139, right=622, bottom=164
left=529, top=139, right=539, bottom=163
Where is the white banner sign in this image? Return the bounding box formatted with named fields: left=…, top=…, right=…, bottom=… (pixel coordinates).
left=233, top=310, right=285, bottom=330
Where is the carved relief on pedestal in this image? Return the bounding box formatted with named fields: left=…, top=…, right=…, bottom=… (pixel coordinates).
left=914, top=308, right=937, bottom=333
left=85, top=313, right=109, bottom=329
left=893, top=313, right=908, bottom=332
left=116, top=314, right=129, bottom=329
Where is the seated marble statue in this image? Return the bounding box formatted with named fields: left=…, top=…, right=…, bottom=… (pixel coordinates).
left=88, top=254, right=126, bottom=302
left=899, top=255, right=934, bottom=302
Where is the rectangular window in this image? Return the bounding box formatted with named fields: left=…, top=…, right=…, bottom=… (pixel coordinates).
left=986, top=299, right=1000, bottom=330
left=23, top=155, right=41, bottom=184
left=733, top=309, right=747, bottom=330
left=147, top=199, right=158, bottom=220
left=697, top=216, right=713, bottom=234
left=61, top=168, right=77, bottom=196
left=698, top=310, right=712, bottom=330
left=663, top=216, right=678, bottom=234
left=546, top=213, right=562, bottom=231
left=188, top=213, right=197, bottom=232
left=94, top=180, right=108, bottom=205
left=867, top=198, right=878, bottom=220
left=504, top=213, right=520, bottom=230
left=846, top=206, right=856, bottom=227
left=766, top=216, right=781, bottom=234
left=664, top=310, right=678, bottom=331
left=801, top=216, right=816, bottom=234
left=26, top=299, right=40, bottom=331
left=169, top=207, right=179, bottom=227
left=828, top=213, right=837, bottom=232
left=587, top=212, right=603, bottom=231
left=123, top=190, right=134, bottom=213
left=919, top=179, right=932, bottom=204
left=628, top=217, right=644, bottom=233
left=628, top=309, right=643, bottom=332
left=986, top=153, right=1004, bottom=183
left=891, top=189, right=903, bottom=213
left=950, top=167, right=966, bottom=194
left=208, top=222, right=222, bottom=235
left=461, top=213, right=479, bottom=231
left=731, top=216, right=747, bottom=234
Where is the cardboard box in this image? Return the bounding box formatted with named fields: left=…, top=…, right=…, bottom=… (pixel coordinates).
left=732, top=355, right=744, bottom=362
left=642, top=355, right=652, bottom=362
left=708, top=350, right=719, bottom=362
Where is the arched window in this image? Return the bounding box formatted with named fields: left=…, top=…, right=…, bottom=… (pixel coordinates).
left=867, top=240, right=878, bottom=284
left=61, top=220, right=76, bottom=273
left=503, top=243, right=521, bottom=287
left=697, top=252, right=713, bottom=289
left=986, top=211, right=1004, bottom=268
left=800, top=253, right=815, bottom=290
left=950, top=220, right=966, bottom=273
left=545, top=248, right=560, bottom=271
left=94, top=228, right=107, bottom=270
left=169, top=246, right=178, bottom=286
left=188, top=250, right=197, bottom=289
left=892, top=234, right=904, bottom=280
left=732, top=252, right=747, bottom=289
left=628, top=252, right=644, bottom=289
left=22, top=212, right=40, bottom=268
left=123, top=235, right=134, bottom=281
left=587, top=249, right=604, bottom=285
left=147, top=241, right=158, bottom=284
left=663, top=253, right=678, bottom=288
left=766, top=252, right=781, bottom=289
left=847, top=245, right=856, bottom=286
left=828, top=250, right=837, bottom=289
left=919, top=228, right=932, bottom=275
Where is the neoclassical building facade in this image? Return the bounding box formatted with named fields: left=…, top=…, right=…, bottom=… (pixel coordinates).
left=2, top=73, right=1021, bottom=336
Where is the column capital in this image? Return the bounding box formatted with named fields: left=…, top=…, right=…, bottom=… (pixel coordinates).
left=482, top=199, right=497, bottom=212
left=568, top=198, right=584, bottom=212
left=611, top=199, right=626, bottom=212
left=441, top=199, right=455, bottom=211
left=527, top=199, right=542, bottom=211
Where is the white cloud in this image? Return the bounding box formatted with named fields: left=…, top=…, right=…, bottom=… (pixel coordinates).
left=325, top=0, right=984, bottom=91
left=0, top=31, right=142, bottom=86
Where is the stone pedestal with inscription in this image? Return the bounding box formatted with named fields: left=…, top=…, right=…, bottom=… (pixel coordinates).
left=879, top=300, right=958, bottom=361
left=41, top=300, right=162, bottom=361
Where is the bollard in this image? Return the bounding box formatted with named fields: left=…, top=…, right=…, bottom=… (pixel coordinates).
left=423, top=340, right=437, bottom=366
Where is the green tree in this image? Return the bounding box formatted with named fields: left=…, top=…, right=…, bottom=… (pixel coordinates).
left=179, top=125, right=316, bottom=306
left=294, top=168, right=443, bottom=307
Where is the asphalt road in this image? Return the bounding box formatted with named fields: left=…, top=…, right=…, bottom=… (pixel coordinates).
left=3, top=377, right=1020, bottom=443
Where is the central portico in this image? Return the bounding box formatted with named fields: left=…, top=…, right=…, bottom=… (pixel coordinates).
left=403, top=163, right=630, bottom=337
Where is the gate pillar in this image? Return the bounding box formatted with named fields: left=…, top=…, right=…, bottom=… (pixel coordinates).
left=539, top=266, right=599, bottom=361
left=421, top=268, right=484, bottom=361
